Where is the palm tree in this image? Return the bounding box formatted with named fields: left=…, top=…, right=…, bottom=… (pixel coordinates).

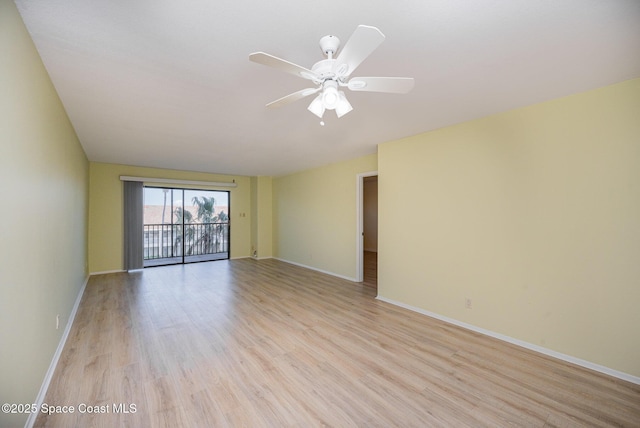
left=160, top=189, right=169, bottom=257
left=216, top=211, right=228, bottom=222
left=173, top=207, right=194, bottom=255
left=214, top=211, right=229, bottom=251
left=192, top=196, right=216, bottom=223
left=191, top=196, right=217, bottom=253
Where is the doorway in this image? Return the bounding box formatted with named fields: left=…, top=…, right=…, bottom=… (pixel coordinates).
left=143, top=187, right=230, bottom=267
left=357, top=172, right=378, bottom=290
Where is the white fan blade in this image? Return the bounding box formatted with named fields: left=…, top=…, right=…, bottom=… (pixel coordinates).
left=266, top=87, right=321, bottom=108
left=347, top=77, right=415, bottom=93
left=249, top=52, right=319, bottom=81
left=334, top=25, right=385, bottom=77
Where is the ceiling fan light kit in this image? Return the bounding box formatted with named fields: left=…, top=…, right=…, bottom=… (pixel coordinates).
left=335, top=92, right=353, bottom=118
left=322, top=80, right=339, bottom=108
left=307, top=95, right=325, bottom=118
left=249, top=25, right=414, bottom=122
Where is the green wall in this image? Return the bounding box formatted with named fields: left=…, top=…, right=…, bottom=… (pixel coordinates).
left=89, top=162, right=253, bottom=273
left=0, top=2, right=89, bottom=426
left=378, top=78, right=640, bottom=377
left=273, top=154, right=377, bottom=280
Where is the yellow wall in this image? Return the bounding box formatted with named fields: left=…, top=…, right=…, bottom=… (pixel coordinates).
left=89, top=163, right=252, bottom=273
left=378, top=78, right=640, bottom=377
left=0, top=2, right=89, bottom=426
left=273, top=154, right=377, bottom=280
left=3, top=5, right=638, bottom=421
left=254, top=176, right=273, bottom=258
left=250, top=177, right=258, bottom=256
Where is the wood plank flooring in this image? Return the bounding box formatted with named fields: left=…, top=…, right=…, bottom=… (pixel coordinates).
left=35, top=258, right=640, bottom=427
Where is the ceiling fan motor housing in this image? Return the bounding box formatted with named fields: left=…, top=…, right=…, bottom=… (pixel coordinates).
left=311, top=59, right=337, bottom=81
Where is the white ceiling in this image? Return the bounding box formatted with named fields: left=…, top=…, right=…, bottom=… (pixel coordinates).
left=15, top=0, right=640, bottom=177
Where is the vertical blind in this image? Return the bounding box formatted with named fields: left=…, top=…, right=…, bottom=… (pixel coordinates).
left=123, top=180, right=144, bottom=271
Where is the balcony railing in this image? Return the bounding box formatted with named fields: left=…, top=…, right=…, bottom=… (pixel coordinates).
left=144, top=222, right=229, bottom=260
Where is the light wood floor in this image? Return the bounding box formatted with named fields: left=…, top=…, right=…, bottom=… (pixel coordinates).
left=36, top=258, right=639, bottom=427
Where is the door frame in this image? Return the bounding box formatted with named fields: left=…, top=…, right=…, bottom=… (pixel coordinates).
left=356, top=171, right=378, bottom=282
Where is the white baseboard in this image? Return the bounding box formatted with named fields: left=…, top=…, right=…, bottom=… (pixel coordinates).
left=90, top=269, right=125, bottom=276
left=25, top=276, right=89, bottom=428
left=274, top=258, right=358, bottom=282
left=376, top=295, right=640, bottom=386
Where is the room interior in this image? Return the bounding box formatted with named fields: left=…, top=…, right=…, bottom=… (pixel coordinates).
left=2, top=0, right=639, bottom=426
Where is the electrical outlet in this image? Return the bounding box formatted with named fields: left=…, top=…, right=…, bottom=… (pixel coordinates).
left=56, top=314, right=60, bottom=330
left=465, top=298, right=472, bottom=309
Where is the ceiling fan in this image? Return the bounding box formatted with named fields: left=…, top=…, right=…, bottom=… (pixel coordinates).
left=249, top=25, right=414, bottom=121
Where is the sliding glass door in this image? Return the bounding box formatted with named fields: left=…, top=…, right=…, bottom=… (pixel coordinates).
left=143, top=187, right=230, bottom=267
